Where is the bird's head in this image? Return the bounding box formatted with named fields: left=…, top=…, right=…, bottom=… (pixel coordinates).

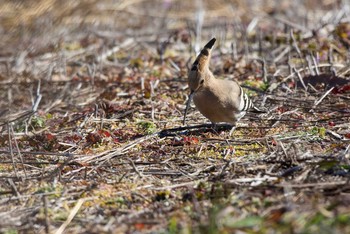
left=187, top=37, right=216, bottom=93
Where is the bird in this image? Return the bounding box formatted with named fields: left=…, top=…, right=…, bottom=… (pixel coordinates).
left=183, top=37, right=259, bottom=135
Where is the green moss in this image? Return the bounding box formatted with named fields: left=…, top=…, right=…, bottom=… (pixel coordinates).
left=260, top=81, right=270, bottom=91
left=130, top=58, right=144, bottom=68
left=103, top=197, right=127, bottom=208
left=63, top=41, right=82, bottom=51
left=309, top=126, right=326, bottom=139
left=224, top=216, right=263, bottom=228
left=137, top=121, right=157, bottom=134
left=34, top=185, right=62, bottom=199
left=168, top=217, right=179, bottom=234
left=3, top=229, right=18, bottom=234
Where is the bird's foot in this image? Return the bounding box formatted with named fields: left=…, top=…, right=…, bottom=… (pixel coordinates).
left=210, top=122, right=220, bottom=135
left=209, top=123, right=235, bottom=136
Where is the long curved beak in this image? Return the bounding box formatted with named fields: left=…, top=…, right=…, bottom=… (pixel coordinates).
left=183, top=91, right=194, bottom=125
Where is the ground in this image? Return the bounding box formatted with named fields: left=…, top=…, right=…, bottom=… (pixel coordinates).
left=1, top=0, right=350, bottom=233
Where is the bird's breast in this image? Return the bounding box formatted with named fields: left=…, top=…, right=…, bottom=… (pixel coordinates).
left=193, top=88, right=239, bottom=124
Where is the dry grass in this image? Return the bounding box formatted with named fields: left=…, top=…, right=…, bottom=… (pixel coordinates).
left=1, top=0, right=350, bottom=233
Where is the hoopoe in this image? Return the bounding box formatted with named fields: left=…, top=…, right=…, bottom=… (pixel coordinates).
left=183, top=38, right=259, bottom=134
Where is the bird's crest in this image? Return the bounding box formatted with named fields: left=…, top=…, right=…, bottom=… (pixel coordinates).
left=190, top=38, right=216, bottom=73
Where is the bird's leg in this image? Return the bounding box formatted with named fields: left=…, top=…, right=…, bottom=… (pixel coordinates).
left=210, top=122, right=221, bottom=135
left=229, top=125, right=237, bottom=136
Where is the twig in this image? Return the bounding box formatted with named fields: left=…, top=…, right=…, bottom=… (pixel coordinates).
left=231, top=40, right=237, bottom=60
left=257, top=58, right=268, bottom=83
left=273, top=45, right=290, bottom=63
left=9, top=124, right=27, bottom=178
left=328, top=47, right=336, bottom=76
left=312, top=87, right=334, bottom=109
left=326, top=129, right=347, bottom=141
left=273, top=16, right=308, bottom=32
left=142, top=171, right=182, bottom=176
left=189, top=165, right=215, bottom=177
left=128, top=159, right=143, bottom=177
left=306, top=55, right=315, bottom=76
left=274, top=181, right=347, bottom=188
left=0, top=150, right=77, bottom=157
left=32, top=79, right=42, bottom=112
left=219, top=160, right=233, bottom=177
left=43, top=195, right=50, bottom=234
left=55, top=199, right=86, bottom=234
left=226, top=175, right=279, bottom=185
left=43, top=157, right=74, bottom=180
left=290, top=29, right=304, bottom=67
left=311, top=53, right=320, bottom=75
left=8, top=179, right=21, bottom=198
left=292, top=67, right=307, bottom=91
left=131, top=192, right=151, bottom=203
left=168, top=59, right=181, bottom=72
left=8, top=123, right=18, bottom=178
left=0, top=111, right=34, bottom=127
left=278, top=141, right=289, bottom=161
left=150, top=181, right=199, bottom=191
left=97, top=38, right=135, bottom=62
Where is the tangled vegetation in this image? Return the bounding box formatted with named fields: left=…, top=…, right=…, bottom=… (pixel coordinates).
left=0, top=0, right=350, bottom=233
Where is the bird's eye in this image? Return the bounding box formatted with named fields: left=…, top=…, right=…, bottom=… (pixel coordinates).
left=200, top=80, right=204, bottom=85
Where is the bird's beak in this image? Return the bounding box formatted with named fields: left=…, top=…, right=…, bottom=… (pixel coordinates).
left=183, top=91, right=194, bottom=125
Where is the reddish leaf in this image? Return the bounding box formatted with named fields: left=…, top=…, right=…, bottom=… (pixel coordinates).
left=271, top=139, right=277, bottom=146
left=183, top=136, right=199, bottom=144
left=72, top=133, right=83, bottom=142
left=64, top=133, right=83, bottom=143
left=98, top=129, right=111, bottom=138
left=85, top=132, right=102, bottom=144
left=267, top=207, right=288, bottom=223
left=288, top=81, right=295, bottom=88
left=328, top=121, right=335, bottom=127
left=332, top=84, right=350, bottom=94
left=112, top=129, right=137, bottom=142
left=28, top=132, right=59, bottom=151
left=134, top=223, right=146, bottom=231
left=45, top=133, right=55, bottom=141
left=277, top=106, right=286, bottom=114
